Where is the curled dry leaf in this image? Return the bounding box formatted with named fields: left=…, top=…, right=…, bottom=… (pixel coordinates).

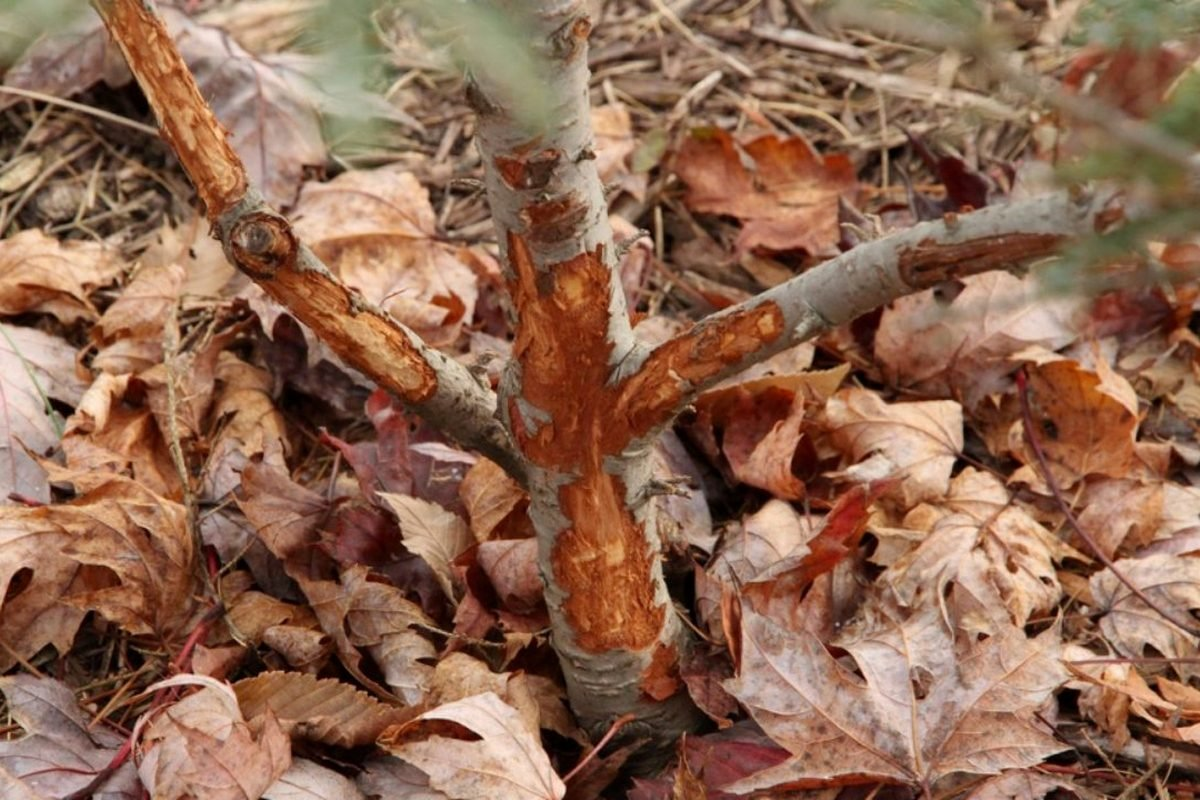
left=1091, top=554, right=1200, bottom=678
left=0, top=504, right=88, bottom=670
left=459, top=457, right=528, bottom=542
left=379, top=692, right=565, bottom=800
left=92, top=261, right=185, bottom=375
left=0, top=229, right=124, bottom=323
left=137, top=675, right=291, bottom=800
left=691, top=363, right=848, bottom=499
left=725, top=607, right=1066, bottom=792
left=881, top=468, right=1079, bottom=632
left=57, top=477, right=198, bottom=637
left=234, top=672, right=412, bottom=748
left=476, top=538, right=542, bottom=614
left=740, top=481, right=887, bottom=632
left=341, top=565, right=437, bottom=705
left=56, top=371, right=182, bottom=499
left=673, top=127, right=856, bottom=255
left=0, top=323, right=87, bottom=502
left=824, top=388, right=963, bottom=508
left=0, top=674, right=139, bottom=799
left=201, top=355, right=289, bottom=501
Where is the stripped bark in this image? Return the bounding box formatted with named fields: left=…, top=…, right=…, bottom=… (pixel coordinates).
left=93, top=0, right=1129, bottom=753
left=468, top=0, right=703, bottom=742
left=88, top=0, right=526, bottom=484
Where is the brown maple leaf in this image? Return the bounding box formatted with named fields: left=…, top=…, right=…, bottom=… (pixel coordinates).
left=673, top=127, right=856, bottom=255
left=725, top=606, right=1067, bottom=793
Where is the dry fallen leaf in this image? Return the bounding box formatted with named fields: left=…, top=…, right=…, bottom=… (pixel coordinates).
left=0, top=674, right=139, bottom=799
left=824, top=388, right=963, bottom=507
left=881, top=468, right=1078, bottom=632
left=379, top=692, right=565, bottom=800
left=725, top=606, right=1066, bottom=791
left=0, top=505, right=89, bottom=670
left=57, top=371, right=183, bottom=499
left=201, top=354, right=290, bottom=502
left=698, top=499, right=819, bottom=640
left=459, top=457, right=528, bottom=542
left=591, top=103, right=646, bottom=201
left=291, top=167, right=479, bottom=347
left=91, top=261, right=185, bottom=375
left=340, top=565, right=437, bottom=705
left=263, top=758, right=367, bottom=800
left=380, top=493, right=474, bottom=601
left=1010, top=355, right=1139, bottom=488
left=875, top=270, right=1087, bottom=409
left=0, top=323, right=86, bottom=502
left=673, top=127, right=856, bottom=255
left=58, top=477, right=198, bottom=638
left=1091, top=553, right=1200, bottom=678
left=233, top=671, right=411, bottom=748
left=0, top=229, right=124, bottom=323
left=137, top=675, right=291, bottom=800
left=3, top=10, right=324, bottom=207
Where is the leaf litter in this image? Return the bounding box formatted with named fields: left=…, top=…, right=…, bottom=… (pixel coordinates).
left=2, top=1, right=1200, bottom=799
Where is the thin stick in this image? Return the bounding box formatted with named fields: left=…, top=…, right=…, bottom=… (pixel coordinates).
left=0, top=85, right=159, bottom=135
left=561, top=713, right=638, bottom=784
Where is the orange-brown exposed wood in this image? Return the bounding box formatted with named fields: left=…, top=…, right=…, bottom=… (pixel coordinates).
left=92, top=0, right=245, bottom=214
left=90, top=0, right=523, bottom=481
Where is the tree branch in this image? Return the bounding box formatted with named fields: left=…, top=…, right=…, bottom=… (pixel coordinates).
left=618, top=187, right=1125, bottom=435
left=89, top=0, right=526, bottom=482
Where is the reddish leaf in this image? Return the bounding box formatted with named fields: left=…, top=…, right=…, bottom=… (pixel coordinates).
left=674, top=127, right=856, bottom=255
left=741, top=480, right=891, bottom=619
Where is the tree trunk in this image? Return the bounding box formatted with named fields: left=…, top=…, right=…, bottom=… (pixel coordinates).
left=468, top=0, right=704, bottom=742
